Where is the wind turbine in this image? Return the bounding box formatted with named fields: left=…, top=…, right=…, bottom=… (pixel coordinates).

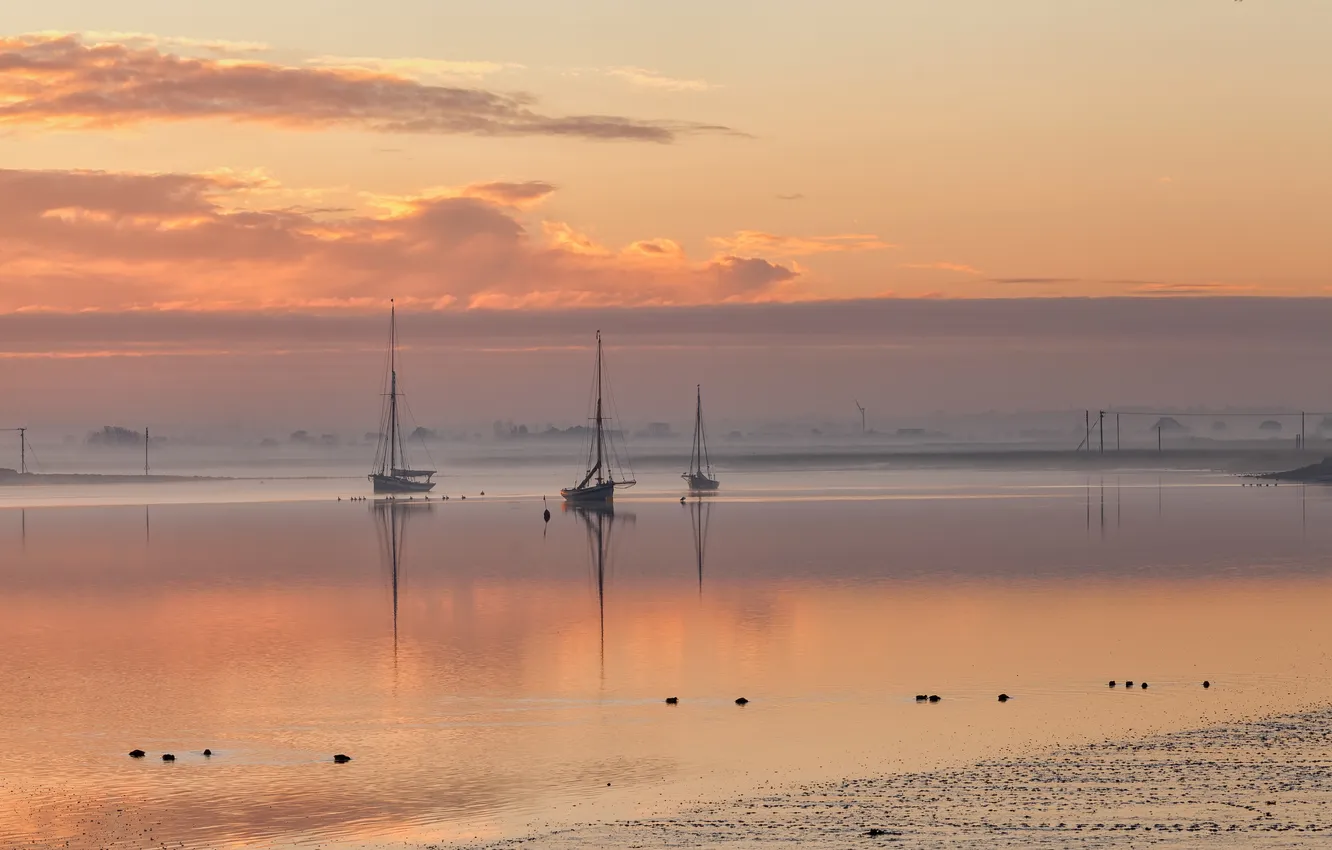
left=854, top=400, right=866, bottom=434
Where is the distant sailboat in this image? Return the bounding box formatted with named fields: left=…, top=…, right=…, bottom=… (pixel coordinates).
left=369, top=301, right=436, bottom=494
left=682, top=384, right=720, bottom=491
left=561, top=331, right=635, bottom=504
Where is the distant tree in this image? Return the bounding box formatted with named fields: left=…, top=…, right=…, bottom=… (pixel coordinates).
left=87, top=426, right=143, bottom=447
left=410, top=426, right=438, bottom=442
left=290, top=430, right=311, bottom=443
left=1259, top=420, right=1284, bottom=432
left=1150, top=417, right=1187, bottom=433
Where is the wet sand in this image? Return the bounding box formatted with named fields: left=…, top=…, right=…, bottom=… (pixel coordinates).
left=464, top=706, right=1332, bottom=848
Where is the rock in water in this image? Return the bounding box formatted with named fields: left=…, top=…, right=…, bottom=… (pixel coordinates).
left=735, top=697, right=749, bottom=706
left=928, top=695, right=941, bottom=703
left=665, top=697, right=679, bottom=704
left=161, top=754, right=175, bottom=762
left=333, top=753, right=352, bottom=764
left=997, top=693, right=1010, bottom=702
left=203, top=749, right=212, bottom=757
left=128, top=749, right=145, bottom=758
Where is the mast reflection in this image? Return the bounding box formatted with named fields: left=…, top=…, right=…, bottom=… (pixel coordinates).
left=568, top=503, right=633, bottom=674
left=687, top=497, right=712, bottom=594
left=373, top=498, right=432, bottom=660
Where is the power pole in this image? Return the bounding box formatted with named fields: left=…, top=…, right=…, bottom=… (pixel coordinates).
left=144, top=427, right=149, bottom=476
left=1098, top=411, right=1105, bottom=455
left=18, top=427, right=25, bottom=475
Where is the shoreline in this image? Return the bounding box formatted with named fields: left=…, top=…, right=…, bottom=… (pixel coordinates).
left=459, top=704, right=1332, bottom=848
left=0, top=473, right=228, bottom=486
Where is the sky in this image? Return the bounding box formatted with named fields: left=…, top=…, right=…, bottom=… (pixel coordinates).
left=2, top=1, right=1331, bottom=434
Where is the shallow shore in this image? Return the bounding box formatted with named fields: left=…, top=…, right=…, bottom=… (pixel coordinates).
left=0, top=473, right=226, bottom=486
left=459, top=706, right=1332, bottom=849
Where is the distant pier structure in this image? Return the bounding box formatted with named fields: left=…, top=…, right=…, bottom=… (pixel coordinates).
left=1075, top=410, right=1325, bottom=453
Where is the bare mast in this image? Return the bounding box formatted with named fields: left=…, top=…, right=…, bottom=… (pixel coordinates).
left=388, top=301, right=397, bottom=476
left=594, top=330, right=604, bottom=485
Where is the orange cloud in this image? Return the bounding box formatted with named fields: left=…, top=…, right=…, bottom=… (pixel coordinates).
left=709, top=231, right=893, bottom=257
left=0, top=34, right=734, bottom=142
left=0, top=168, right=802, bottom=312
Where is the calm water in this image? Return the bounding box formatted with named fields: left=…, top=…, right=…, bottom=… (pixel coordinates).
left=2, top=469, right=1332, bottom=848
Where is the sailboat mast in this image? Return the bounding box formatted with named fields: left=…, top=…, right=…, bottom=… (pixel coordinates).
left=388, top=301, right=398, bottom=475
left=594, top=331, right=605, bottom=485
left=697, top=389, right=708, bottom=479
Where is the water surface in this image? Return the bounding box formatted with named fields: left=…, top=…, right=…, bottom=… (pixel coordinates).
left=1, top=470, right=1331, bottom=848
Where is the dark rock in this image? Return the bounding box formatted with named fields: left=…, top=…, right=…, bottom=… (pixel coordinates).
left=333, top=753, right=352, bottom=763
left=161, top=754, right=175, bottom=762
left=128, top=749, right=145, bottom=758
left=735, top=697, right=749, bottom=706
left=665, top=697, right=679, bottom=704
left=928, top=695, right=941, bottom=703
left=203, top=749, right=212, bottom=757
left=998, top=693, right=1010, bottom=702
left=1203, top=680, right=1211, bottom=688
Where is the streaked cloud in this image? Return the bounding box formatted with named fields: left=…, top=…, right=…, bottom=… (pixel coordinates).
left=0, top=167, right=803, bottom=312
left=305, top=54, right=523, bottom=82
left=605, top=66, right=715, bottom=92
left=902, top=261, right=983, bottom=275
left=0, top=34, right=734, bottom=142
left=710, top=231, right=893, bottom=257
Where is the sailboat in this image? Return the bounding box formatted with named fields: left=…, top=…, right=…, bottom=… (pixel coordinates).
left=369, top=301, right=436, bottom=493
left=561, top=331, right=635, bottom=504
left=682, top=384, right=720, bottom=491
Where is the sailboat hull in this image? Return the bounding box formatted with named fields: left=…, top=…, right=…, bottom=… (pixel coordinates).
left=683, top=473, right=720, bottom=491
left=370, top=474, right=436, bottom=494
left=561, top=481, right=616, bottom=503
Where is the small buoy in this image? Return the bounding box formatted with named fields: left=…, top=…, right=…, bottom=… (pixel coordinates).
left=337, top=497, right=341, bottom=501
left=665, top=697, right=678, bottom=704
left=461, top=495, right=466, bottom=500
left=914, top=695, right=928, bottom=702
left=997, top=693, right=1010, bottom=702
left=162, top=754, right=175, bottom=762
left=1203, top=680, right=1211, bottom=688
left=203, top=749, right=212, bottom=757
left=928, top=695, right=941, bottom=703
left=1141, top=682, right=1148, bottom=689
left=1109, top=681, right=1117, bottom=688
left=333, top=754, right=352, bottom=764
left=735, top=697, right=749, bottom=706
left=680, top=496, right=686, bottom=503
left=128, top=749, right=145, bottom=758
left=480, top=491, right=485, bottom=496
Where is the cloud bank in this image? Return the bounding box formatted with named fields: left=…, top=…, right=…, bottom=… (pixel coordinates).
left=0, top=34, right=733, bottom=141
left=0, top=167, right=816, bottom=312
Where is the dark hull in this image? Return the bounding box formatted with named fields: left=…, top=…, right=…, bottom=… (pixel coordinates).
left=561, top=481, right=616, bottom=503
left=683, top=473, right=720, bottom=491
left=370, top=474, right=436, bottom=493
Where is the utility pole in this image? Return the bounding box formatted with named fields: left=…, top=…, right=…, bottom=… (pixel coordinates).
left=1098, top=411, right=1105, bottom=455
left=1116, top=413, right=1121, bottom=452
left=3, top=428, right=27, bottom=474
left=1085, top=410, right=1090, bottom=453
left=144, top=427, right=149, bottom=476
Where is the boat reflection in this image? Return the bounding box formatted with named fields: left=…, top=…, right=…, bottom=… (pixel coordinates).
left=373, top=498, right=433, bottom=659
left=567, top=503, right=634, bottom=673
left=687, top=497, right=712, bottom=594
